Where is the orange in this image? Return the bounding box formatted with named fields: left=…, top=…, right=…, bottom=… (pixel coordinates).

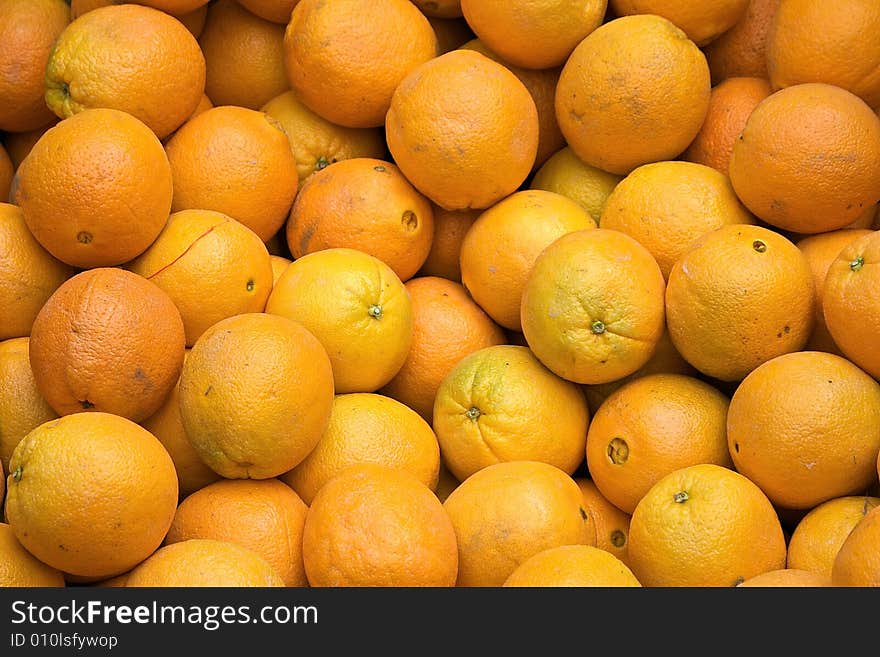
left=5, top=412, right=178, bottom=578
left=414, top=0, right=463, bottom=18
left=236, top=0, right=298, bottom=24
left=164, top=105, right=299, bottom=242
left=609, top=0, right=749, bottom=46
left=729, top=83, right=880, bottom=234
left=416, top=206, right=480, bottom=282
left=385, top=49, right=539, bottom=210
left=380, top=276, right=506, bottom=422
left=459, top=189, right=598, bottom=331
left=433, top=345, right=589, bottom=482
left=2, top=119, right=58, bottom=170
left=428, top=16, right=474, bottom=53
left=529, top=147, right=624, bottom=224
left=787, top=495, right=880, bottom=579
left=45, top=4, right=206, bottom=140
left=280, top=392, right=441, bottom=505
left=459, top=39, right=564, bottom=172
left=126, top=209, right=274, bottom=346
left=266, top=248, right=413, bottom=393
left=728, top=351, right=880, bottom=510
left=736, top=568, right=831, bottom=587
left=434, top=462, right=460, bottom=503
left=0, top=522, right=65, bottom=587
left=28, top=268, right=185, bottom=423
left=0, top=0, right=69, bottom=132
left=575, top=478, right=633, bottom=565
left=165, top=478, right=309, bottom=587
left=581, top=327, right=697, bottom=415
left=664, top=224, right=815, bottom=382
left=261, top=90, right=387, bottom=187
left=0, top=338, right=58, bottom=473
left=599, top=160, right=756, bottom=279
left=178, top=312, right=334, bottom=479
left=823, top=231, right=880, bottom=379
left=302, top=463, right=459, bottom=586
left=140, top=350, right=222, bottom=499
left=704, top=0, right=781, bottom=84
left=586, top=374, right=732, bottom=515
left=831, top=505, right=880, bottom=586
left=443, top=460, right=596, bottom=587
left=135, top=1, right=210, bottom=13
left=556, top=14, right=710, bottom=176
left=198, top=0, right=289, bottom=110
left=0, top=203, right=73, bottom=340
left=795, top=228, right=873, bottom=355
left=627, top=463, right=787, bottom=587
left=283, top=0, right=437, bottom=128
left=767, top=0, right=880, bottom=109
left=460, top=0, right=605, bottom=70
left=13, top=108, right=173, bottom=268
left=520, top=228, right=667, bottom=385
left=286, top=158, right=434, bottom=282
left=269, top=255, right=291, bottom=286
left=126, top=539, right=284, bottom=587
left=681, top=77, right=773, bottom=175
left=502, top=545, right=641, bottom=587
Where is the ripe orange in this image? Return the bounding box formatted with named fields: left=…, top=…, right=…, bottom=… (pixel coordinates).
left=586, top=374, right=733, bottom=515
left=126, top=539, right=284, bottom=587
left=704, top=0, right=781, bottom=83
left=283, top=0, right=437, bottom=128
left=380, top=276, right=506, bottom=422
left=665, top=224, right=814, bottom=382
left=459, top=189, right=598, bottom=331
left=236, top=0, right=298, bottom=24
left=599, top=160, right=756, bottom=279
left=434, top=462, right=460, bottom=503
left=729, top=83, right=880, bottom=234
left=280, top=392, right=441, bottom=505
left=609, top=0, right=749, bottom=46
left=29, top=268, right=185, bottom=423
left=269, top=255, right=291, bottom=286
left=266, top=248, right=414, bottom=393
left=529, top=147, right=624, bottom=224
left=164, top=105, right=299, bottom=242
left=134, top=1, right=210, bottom=13
left=503, top=545, right=642, bottom=587
left=126, top=209, right=274, bottom=347
left=729, top=351, right=880, bottom=510
left=198, top=0, right=289, bottom=110
left=385, top=49, right=539, bottom=210
left=2, top=119, right=58, bottom=170
left=575, top=478, right=633, bottom=565
left=165, top=478, right=309, bottom=587
left=140, top=350, right=221, bottom=498
left=736, top=568, right=831, bottom=587
left=286, top=158, right=434, bottom=282
left=556, top=14, right=710, bottom=175
left=0, top=203, right=73, bottom=341
left=0, top=338, right=58, bottom=474
left=416, top=206, right=480, bottom=282
left=767, top=0, right=880, bottom=109
left=261, top=90, right=387, bottom=187
left=831, top=505, right=880, bottom=586
left=787, top=495, right=880, bottom=579
left=627, top=463, right=787, bottom=587
left=0, top=522, right=65, bottom=587
left=178, top=312, right=335, bottom=479
left=795, top=229, right=873, bottom=355
left=443, top=460, right=596, bottom=587
left=5, top=412, right=179, bottom=578
left=520, top=228, right=667, bottom=385
left=0, top=0, right=69, bottom=133
left=682, top=77, right=773, bottom=175
left=302, top=463, right=459, bottom=586
left=13, top=108, right=173, bottom=268
left=45, top=4, right=206, bottom=139
left=823, top=230, right=880, bottom=379
left=433, top=345, right=590, bottom=482
left=459, top=39, right=564, bottom=172
left=459, top=0, right=606, bottom=70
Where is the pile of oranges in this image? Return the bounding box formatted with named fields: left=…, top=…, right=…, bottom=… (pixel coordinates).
left=2, top=0, right=880, bottom=589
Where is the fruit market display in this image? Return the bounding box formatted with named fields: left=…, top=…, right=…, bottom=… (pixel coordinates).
left=3, top=0, right=880, bottom=589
